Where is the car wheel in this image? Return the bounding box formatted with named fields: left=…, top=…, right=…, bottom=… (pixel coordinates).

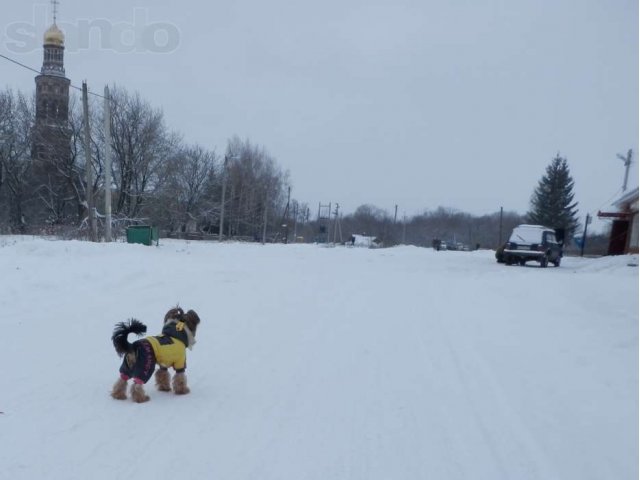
left=505, top=255, right=513, bottom=265
left=519, top=258, right=526, bottom=266
left=540, top=255, right=549, bottom=268
left=553, top=257, right=561, bottom=267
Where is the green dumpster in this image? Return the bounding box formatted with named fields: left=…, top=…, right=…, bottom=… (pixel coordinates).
left=126, top=225, right=159, bottom=246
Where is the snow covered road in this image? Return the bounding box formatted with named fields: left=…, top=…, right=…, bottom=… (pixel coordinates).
left=0, top=238, right=636, bottom=479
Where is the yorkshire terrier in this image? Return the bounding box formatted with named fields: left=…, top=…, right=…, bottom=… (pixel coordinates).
left=111, top=306, right=200, bottom=403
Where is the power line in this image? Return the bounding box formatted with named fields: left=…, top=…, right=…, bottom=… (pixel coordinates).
left=0, top=53, right=41, bottom=76
left=0, top=52, right=107, bottom=99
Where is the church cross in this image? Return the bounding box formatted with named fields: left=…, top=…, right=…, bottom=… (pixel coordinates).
left=52, top=0, right=60, bottom=24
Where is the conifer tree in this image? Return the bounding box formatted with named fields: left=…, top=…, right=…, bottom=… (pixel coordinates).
left=527, top=154, right=580, bottom=237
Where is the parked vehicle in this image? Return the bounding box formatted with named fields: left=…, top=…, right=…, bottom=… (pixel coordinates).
left=501, top=224, right=564, bottom=267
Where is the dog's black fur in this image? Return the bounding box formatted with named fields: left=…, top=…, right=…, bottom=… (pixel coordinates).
left=112, top=319, right=148, bottom=356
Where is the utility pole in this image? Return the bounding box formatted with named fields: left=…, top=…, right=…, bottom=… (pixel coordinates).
left=262, top=192, right=269, bottom=244
left=580, top=213, right=591, bottom=257
left=402, top=214, right=407, bottom=244
left=332, top=203, right=342, bottom=243
left=498, top=206, right=504, bottom=247
left=393, top=204, right=398, bottom=244
left=82, top=81, right=97, bottom=242
left=103, top=85, right=112, bottom=242
left=292, top=203, right=298, bottom=243
left=318, top=202, right=331, bottom=243
left=326, top=202, right=332, bottom=243
left=332, top=203, right=338, bottom=243
left=282, top=186, right=291, bottom=244
left=617, top=149, right=633, bottom=192
left=219, top=155, right=228, bottom=241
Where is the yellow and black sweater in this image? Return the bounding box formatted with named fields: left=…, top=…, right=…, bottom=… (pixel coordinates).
left=147, top=321, right=191, bottom=372
left=119, top=320, right=194, bottom=383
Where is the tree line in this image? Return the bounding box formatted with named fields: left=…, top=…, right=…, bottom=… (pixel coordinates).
left=1, top=84, right=592, bottom=250
left=0, top=86, right=294, bottom=241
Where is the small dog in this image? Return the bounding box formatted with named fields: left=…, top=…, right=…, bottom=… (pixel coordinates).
left=110, top=306, right=201, bottom=403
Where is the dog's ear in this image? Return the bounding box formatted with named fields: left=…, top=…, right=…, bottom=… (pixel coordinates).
left=164, top=306, right=184, bottom=323
left=184, top=309, right=200, bottom=334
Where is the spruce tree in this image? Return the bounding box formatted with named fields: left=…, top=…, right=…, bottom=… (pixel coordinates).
left=527, top=154, right=580, bottom=237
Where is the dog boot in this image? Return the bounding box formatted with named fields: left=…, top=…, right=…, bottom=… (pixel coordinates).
left=130, top=382, right=150, bottom=403
left=172, top=372, right=190, bottom=395
left=155, top=368, right=171, bottom=392
left=111, top=377, right=128, bottom=400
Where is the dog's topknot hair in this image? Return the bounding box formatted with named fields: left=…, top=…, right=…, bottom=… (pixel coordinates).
left=164, top=306, right=185, bottom=324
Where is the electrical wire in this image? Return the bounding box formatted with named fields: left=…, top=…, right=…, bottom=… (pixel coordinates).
left=0, top=52, right=107, bottom=99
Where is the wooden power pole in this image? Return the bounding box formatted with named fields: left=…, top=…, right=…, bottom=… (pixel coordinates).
left=262, top=192, right=269, bottom=244
left=498, top=206, right=504, bottom=247
left=580, top=213, right=591, bottom=257
left=82, top=81, right=97, bottom=242
left=617, top=149, right=633, bottom=192
left=219, top=155, right=229, bottom=241
left=103, top=85, right=112, bottom=242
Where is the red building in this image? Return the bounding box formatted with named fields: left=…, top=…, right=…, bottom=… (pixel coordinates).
left=598, top=187, right=639, bottom=255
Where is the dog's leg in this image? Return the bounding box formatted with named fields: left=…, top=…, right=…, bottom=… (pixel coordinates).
left=172, top=372, right=190, bottom=395
left=111, top=375, right=128, bottom=400
left=155, top=368, right=171, bottom=392
left=130, top=380, right=150, bottom=403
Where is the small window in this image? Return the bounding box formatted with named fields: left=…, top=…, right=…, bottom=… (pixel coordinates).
left=544, top=232, right=557, bottom=244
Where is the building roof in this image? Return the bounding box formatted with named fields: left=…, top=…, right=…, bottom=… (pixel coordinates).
left=612, top=187, right=639, bottom=208
left=43, top=23, right=65, bottom=46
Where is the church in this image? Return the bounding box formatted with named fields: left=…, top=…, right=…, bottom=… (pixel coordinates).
left=33, top=17, right=71, bottom=165
left=30, top=10, right=78, bottom=225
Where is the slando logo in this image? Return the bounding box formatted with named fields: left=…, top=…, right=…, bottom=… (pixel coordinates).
left=4, top=5, right=181, bottom=54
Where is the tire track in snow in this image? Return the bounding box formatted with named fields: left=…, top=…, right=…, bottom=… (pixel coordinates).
left=413, top=299, right=562, bottom=480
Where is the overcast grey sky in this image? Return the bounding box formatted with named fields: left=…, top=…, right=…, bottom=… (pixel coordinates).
left=1, top=0, right=638, bottom=227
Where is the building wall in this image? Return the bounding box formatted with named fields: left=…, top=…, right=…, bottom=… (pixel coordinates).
left=628, top=201, right=639, bottom=254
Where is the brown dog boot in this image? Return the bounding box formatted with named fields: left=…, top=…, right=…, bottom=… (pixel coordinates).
left=155, top=368, right=171, bottom=392
left=172, top=372, right=190, bottom=395
left=111, top=377, right=128, bottom=400
left=130, top=383, right=150, bottom=403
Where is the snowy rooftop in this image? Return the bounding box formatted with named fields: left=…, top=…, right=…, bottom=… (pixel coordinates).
left=612, top=186, right=639, bottom=209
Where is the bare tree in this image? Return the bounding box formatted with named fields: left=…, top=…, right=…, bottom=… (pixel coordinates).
left=223, top=136, right=288, bottom=240
left=342, top=204, right=391, bottom=241
left=404, top=207, right=524, bottom=249
left=109, top=86, right=172, bottom=219
left=151, top=143, right=218, bottom=233
left=0, top=89, right=33, bottom=231
left=1, top=85, right=297, bottom=240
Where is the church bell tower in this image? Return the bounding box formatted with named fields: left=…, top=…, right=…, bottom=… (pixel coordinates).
left=33, top=1, right=71, bottom=163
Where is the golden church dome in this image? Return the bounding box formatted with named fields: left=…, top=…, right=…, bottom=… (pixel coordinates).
left=43, top=23, right=65, bottom=46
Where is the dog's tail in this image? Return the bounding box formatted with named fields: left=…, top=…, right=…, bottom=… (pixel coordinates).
left=112, top=319, right=147, bottom=357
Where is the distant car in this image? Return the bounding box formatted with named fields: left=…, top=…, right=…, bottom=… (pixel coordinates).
left=502, top=224, right=563, bottom=267
left=439, top=241, right=448, bottom=251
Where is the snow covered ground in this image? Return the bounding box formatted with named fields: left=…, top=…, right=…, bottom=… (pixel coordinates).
left=0, top=236, right=637, bottom=480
